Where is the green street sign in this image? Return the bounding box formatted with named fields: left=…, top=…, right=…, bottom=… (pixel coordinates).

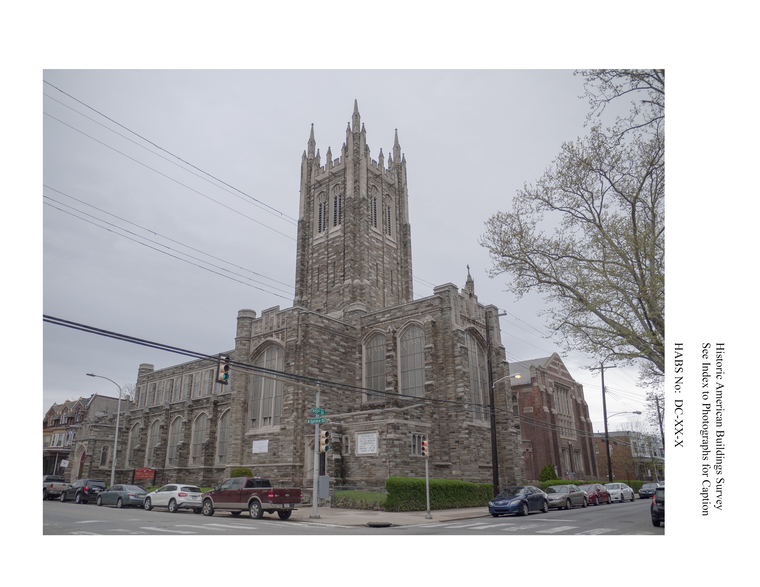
left=307, top=417, right=326, bottom=425
left=311, top=407, right=326, bottom=415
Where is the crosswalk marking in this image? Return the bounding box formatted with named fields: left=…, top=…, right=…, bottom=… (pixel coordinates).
left=202, top=523, right=260, bottom=529
left=536, top=525, right=577, bottom=534
left=70, top=531, right=102, bottom=535
left=501, top=524, right=539, bottom=531
left=443, top=522, right=492, bottom=529
left=140, top=526, right=195, bottom=534
left=576, top=528, right=615, bottom=535
left=74, top=520, right=105, bottom=524
left=175, top=524, right=227, bottom=531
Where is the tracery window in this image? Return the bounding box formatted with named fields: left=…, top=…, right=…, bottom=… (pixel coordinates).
left=191, top=413, right=208, bottom=465
left=466, top=333, right=488, bottom=422
left=166, top=417, right=182, bottom=466
left=249, top=346, right=285, bottom=429
left=217, top=410, right=230, bottom=464
left=400, top=326, right=425, bottom=397
left=146, top=420, right=161, bottom=467
left=332, top=186, right=342, bottom=228
left=364, top=334, right=385, bottom=403
left=126, top=423, right=140, bottom=468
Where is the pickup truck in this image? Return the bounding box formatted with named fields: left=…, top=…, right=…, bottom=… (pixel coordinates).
left=201, top=477, right=301, bottom=520
left=43, top=475, right=70, bottom=500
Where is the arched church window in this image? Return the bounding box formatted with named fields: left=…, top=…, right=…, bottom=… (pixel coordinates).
left=166, top=417, right=182, bottom=466
left=364, top=334, right=385, bottom=403
left=146, top=420, right=161, bottom=467
left=466, top=333, right=488, bottom=422
left=249, top=345, right=285, bottom=429
left=217, top=410, right=230, bottom=464
left=333, top=186, right=342, bottom=228
left=191, top=413, right=208, bottom=465
left=400, top=326, right=425, bottom=397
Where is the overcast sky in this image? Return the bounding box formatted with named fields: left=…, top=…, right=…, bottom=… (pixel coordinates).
left=42, top=69, right=655, bottom=433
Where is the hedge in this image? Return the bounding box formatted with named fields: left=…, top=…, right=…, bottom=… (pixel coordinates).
left=383, top=476, right=492, bottom=511
left=230, top=467, right=253, bottom=478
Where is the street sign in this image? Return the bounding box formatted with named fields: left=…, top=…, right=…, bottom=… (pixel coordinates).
left=307, top=417, right=326, bottom=425
left=311, top=407, right=326, bottom=415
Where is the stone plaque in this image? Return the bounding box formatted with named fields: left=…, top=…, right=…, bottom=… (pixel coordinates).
left=356, top=432, right=378, bottom=455
left=252, top=439, right=269, bottom=453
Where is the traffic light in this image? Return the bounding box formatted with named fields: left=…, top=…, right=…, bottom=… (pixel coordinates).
left=319, top=430, right=330, bottom=453
left=217, top=355, right=230, bottom=385
left=421, top=439, right=429, bottom=458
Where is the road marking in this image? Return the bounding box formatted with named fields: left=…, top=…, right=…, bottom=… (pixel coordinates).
left=70, top=531, right=102, bottom=535
left=501, top=524, right=539, bottom=531
left=74, top=520, right=105, bottom=524
left=140, top=526, right=196, bottom=534
left=575, top=528, right=616, bottom=535
left=175, top=524, right=227, bottom=531
left=536, top=525, right=577, bottom=534
left=443, top=522, right=492, bottom=529
left=201, top=523, right=259, bottom=530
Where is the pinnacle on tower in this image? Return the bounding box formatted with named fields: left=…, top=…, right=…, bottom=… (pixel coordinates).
left=308, top=123, right=316, bottom=159
left=352, top=99, right=361, bottom=132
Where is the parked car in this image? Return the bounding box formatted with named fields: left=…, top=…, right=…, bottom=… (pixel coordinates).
left=639, top=482, right=662, bottom=499
left=59, top=478, right=107, bottom=504
left=604, top=482, right=635, bottom=502
left=489, top=485, right=548, bottom=517
left=201, top=477, right=302, bottom=520
left=96, top=484, right=147, bottom=508
left=545, top=484, right=588, bottom=509
left=143, top=483, right=203, bottom=513
left=579, top=483, right=611, bottom=505
left=651, top=485, right=665, bottom=527
left=43, top=475, right=70, bottom=500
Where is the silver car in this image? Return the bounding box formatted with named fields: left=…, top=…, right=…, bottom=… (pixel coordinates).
left=143, top=483, right=203, bottom=513
left=545, top=484, right=588, bottom=509
left=604, top=482, right=635, bottom=502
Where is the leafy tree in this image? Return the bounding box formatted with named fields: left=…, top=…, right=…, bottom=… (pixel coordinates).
left=481, top=70, right=664, bottom=377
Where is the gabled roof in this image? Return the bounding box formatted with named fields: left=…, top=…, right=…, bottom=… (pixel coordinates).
left=509, top=356, right=553, bottom=381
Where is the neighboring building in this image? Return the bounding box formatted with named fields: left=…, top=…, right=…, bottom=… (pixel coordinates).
left=43, top=398, right=86, bottom=475
left=594, top=431, right=664, bottom=483
left=62, top=394, right=122, bottom=482
left=510, top=354, right=598, bottom=482
left=112, top=102, right=525, bottom=494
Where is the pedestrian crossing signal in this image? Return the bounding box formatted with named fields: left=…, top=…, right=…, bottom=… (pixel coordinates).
left=421, top=439, right=429, bottom=457
left=319, top=430, right=330, bottom=453
left=217, top=355, right=230, bottom=385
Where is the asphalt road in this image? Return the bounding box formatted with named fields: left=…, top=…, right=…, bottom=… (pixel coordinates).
left=43, top=498, right=662, bottom=536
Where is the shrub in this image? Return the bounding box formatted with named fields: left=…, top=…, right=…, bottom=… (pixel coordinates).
left=384, top=476, right=492, bottom=512
left=230, top=467, right=253, bottom=478
left=539, top=464, right=559, bottom=482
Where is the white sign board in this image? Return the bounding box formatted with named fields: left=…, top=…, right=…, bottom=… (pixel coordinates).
left=60, top=460, right=69, bottom=468
left=252, top=439, right=269, bottom=454
left=356, top=432, right=378, bottom=455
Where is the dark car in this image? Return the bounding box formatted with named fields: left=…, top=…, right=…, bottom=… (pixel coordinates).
left=59, top=478, right=107, bottom=504
left=651, top=485, right=664, bottom=527
left=96, top=484, right=148, bottom=508
left=489, top=485, right=548, bottom=517
left=579, top=483, right=611, bottom=505
left=639, top=482, right=662, bottom=499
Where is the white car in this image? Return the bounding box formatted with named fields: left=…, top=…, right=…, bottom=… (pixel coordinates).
left=143, top=483, right=203, bottom=513
left=604, top=482, right=635, bottom=502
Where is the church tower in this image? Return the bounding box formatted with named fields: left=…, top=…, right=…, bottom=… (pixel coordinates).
left=294, top=101, right=413, bottom=314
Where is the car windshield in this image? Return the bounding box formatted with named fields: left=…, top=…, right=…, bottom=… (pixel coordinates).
left=182, top=486, right=201, bottom=493
left=498, top=487, right=525, bottom=498
left=124, top=485, right=146, bottom=493
left=643, top=483, right=657, bottom=488
left=579, top=485, right=593, bottom=491
left=546, top=486, right=568, bottom=493
left=606, top=484, right=619, bottom=489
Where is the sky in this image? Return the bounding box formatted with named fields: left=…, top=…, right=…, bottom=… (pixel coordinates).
left=41, top=69, right=651, bottom=433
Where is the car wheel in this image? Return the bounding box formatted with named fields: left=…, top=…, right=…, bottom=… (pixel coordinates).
left=582, top=498, right=588, bottom=508
left=541, top=500, right=549, bottom=513
left=116, top=498, right=123, bottom=509
left=202, top=499, right=214, bottom=517
left=168, top=499, right=178, bottom=513
left=520, top=502, right=529, bottom=517
left=249, top=500, right=263, bottom=519
left=144, top=497, right=153, bottom=511
left=652, top=517, right=661, bottom=527
left=60, top=492, right=66, bottom=503
left=96, top=496, right=103, bottom=506
left=75, top=492, right=83, bottom=504
left=277, top=510, right=292, bottom=520
left=564, top=498, right=570, bottom=510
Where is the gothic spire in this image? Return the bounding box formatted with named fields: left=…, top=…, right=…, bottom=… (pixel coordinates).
left=352, top=99, right=361, bottom=133
left=307, top=123, right=316, bottom=159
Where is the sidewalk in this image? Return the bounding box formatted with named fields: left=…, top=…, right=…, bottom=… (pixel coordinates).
left=290, top=505, right=490, bottom=527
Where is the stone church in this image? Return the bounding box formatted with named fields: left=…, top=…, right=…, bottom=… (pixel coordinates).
left=113, top=102, right=525, bottom=493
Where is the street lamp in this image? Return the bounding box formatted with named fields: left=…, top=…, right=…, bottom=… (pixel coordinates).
left=487, top=371, right=522, bottom=497
left=86, top=373, right=123, bottom=487
left=603, top=409, right=642, bottom=484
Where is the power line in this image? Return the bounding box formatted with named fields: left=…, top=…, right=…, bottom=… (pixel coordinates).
left=44, top=112, right=296, bottom=242
left=43, top=81, right=298, bottom=224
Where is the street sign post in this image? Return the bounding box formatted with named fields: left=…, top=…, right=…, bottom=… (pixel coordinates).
left=307, top=417, right=326, bottom=425
left=311, top=407, right=326, bottom=415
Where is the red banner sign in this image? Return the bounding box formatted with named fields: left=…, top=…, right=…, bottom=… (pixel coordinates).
left=134, top=467, right=155, bottom=480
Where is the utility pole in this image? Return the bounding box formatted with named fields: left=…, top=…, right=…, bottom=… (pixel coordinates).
left=485, top=309, right=507, bottom=498
left=310, top=384, right=321, bottom=519
left=590, top=363, right=616, bottom=483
